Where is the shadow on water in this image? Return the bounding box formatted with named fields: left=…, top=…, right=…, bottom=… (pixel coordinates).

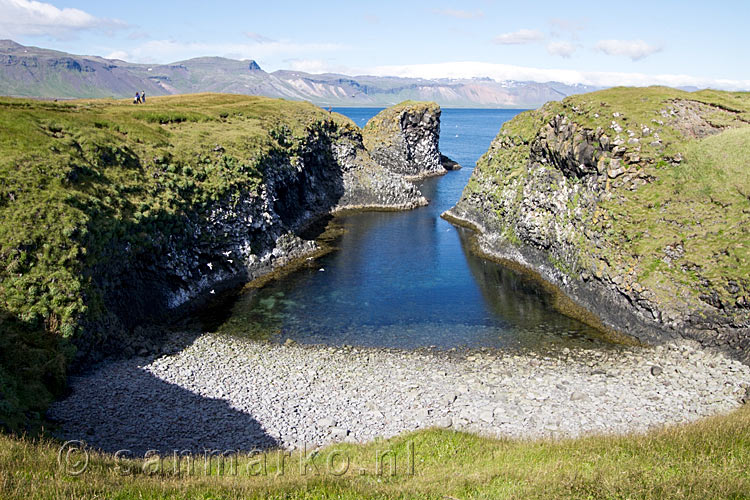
left=48, top=108, right=609, bottom=455
left=48, top=354, right=279, bottom=455
left=192, top=214, right=343, bottom=339
left=191, top=108, right=617, bottom=352
left=455, top=227, right=611, bottom=348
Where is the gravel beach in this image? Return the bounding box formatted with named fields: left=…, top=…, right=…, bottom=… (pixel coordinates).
left=48, top=333, right=750, bottom=454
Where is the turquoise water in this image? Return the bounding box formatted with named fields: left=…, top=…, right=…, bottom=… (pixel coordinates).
left=205, top=108, right=610, bottom=351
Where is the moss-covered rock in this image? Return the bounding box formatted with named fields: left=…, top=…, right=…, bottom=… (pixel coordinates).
left=446, top=86, right=750, bottom=359
left=362, top=101, right=457, bottom=178
left=0, top=93, right=429, bottom=428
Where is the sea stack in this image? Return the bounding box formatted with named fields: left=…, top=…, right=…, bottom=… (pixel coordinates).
left=362, top=101, right=460, bottom=179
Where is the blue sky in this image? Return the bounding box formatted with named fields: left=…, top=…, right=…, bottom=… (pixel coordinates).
left=1, top=0, right=749, bottom=89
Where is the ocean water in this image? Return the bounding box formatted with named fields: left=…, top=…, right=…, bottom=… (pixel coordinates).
left=202, top=108, right=611, bottom=351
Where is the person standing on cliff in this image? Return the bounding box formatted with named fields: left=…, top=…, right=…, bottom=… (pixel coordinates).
left=141, top=91, right=146, bottom=103
left=134, top=92, right=140, bottom=104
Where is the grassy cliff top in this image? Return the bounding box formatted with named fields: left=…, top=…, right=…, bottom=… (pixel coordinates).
left=499, top=86, right=750, bottom=144
left=477, top=86, right=750, bottom=316
left=363, top=100, right=439, bottom=131
left=0, top=93, right=356, bottom=338
left=362, top=100, right=440, bottom=151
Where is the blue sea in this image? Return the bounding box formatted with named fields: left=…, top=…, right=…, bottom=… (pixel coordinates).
left=204, top=108, right=610, bottom=351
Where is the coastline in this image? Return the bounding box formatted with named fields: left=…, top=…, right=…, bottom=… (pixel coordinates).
left=441, top=209, right=643, bottom=347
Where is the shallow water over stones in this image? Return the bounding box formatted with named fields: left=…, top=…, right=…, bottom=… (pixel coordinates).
left=198, top=108, right=613, bottom=351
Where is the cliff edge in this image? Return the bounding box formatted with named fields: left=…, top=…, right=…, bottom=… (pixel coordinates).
left=0, top=94, right=426, bottom=364
left=362, top=101, right=459, bottom=179
left=445, top=87, right=750, bottom=359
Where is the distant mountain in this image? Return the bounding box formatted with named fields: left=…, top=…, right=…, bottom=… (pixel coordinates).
left=0, top=40, right=599, bottom=108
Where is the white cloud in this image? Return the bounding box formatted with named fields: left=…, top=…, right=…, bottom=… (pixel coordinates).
left=493, top=29, right=545, bottom=45
left=0, top=0, right=126, bottom=40
left=127, top=30, right=150, bottom=41
left=284, top=59, right=353, bottom=74
left=244, top=32, right=275, bottom=43
left=595, top=39, right=662, bottom=61
left=367, top=61, right=750, bottom=91
left=433, top=9, right=484, bottom=19
left=549, top=18, right=587, bottom=34
left=547, top=41, right=577, bottom=58
left=105, top=50, right=129, bottom=61
left=108, top=39, right=347, bottom=67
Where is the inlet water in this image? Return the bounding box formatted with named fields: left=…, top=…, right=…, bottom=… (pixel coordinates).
left=203, top=108, right=610, bottom=351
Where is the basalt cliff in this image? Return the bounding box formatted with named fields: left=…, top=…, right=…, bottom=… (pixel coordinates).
left=445, top=87, right=750, bottom=360
left=0, top=94, right=439, bottom=428
left=0, top=94, right=432, bottom=371
left=363, top=101, right=460, bottom=179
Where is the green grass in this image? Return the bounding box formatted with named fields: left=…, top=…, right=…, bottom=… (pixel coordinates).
left=603, top=126, right=750, bottom=308
left=0, top=94, right=355, bottom=336
left=0, top=313, right=67, bottom=433
left=2, top=405, right=750, bottom=499
left=0, top=93, right=359, bottom=429
left=464, top=86, right=750, bottom=321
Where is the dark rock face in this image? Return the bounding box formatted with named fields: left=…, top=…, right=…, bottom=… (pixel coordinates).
left=76, top=122, right=426, bottom=362
left=445, top=93, right=750, bottom=362
left=440, top=154, right=462, bottom=171
left=362, top=101, right=451, bottom=179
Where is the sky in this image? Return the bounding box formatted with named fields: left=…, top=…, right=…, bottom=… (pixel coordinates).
left=1, top=0, right=749, bottom=89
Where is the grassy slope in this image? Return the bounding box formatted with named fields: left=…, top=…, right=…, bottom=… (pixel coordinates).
left=1, top=405, right=749, bottom=499
left=3, top=89, right=750, bottom=499
left=0, top=94, right=356, bottom=430
left=0, top=94, right=354, bottom=336
left=464, top=86, right=750, bottom=319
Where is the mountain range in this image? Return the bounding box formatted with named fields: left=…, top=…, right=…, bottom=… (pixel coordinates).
left=0, top=39, right=600, bottom=108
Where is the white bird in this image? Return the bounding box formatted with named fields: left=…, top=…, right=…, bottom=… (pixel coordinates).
left=207, top=262, right=213, bottom=270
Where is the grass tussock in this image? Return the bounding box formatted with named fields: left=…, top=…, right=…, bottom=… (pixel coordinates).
left=2, top=405, right=750, bottom=499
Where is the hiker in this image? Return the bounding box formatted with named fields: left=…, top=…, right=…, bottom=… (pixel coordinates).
left=134, top=91, right=140, bottom=104
left=141, top=91, right=146, bottom=103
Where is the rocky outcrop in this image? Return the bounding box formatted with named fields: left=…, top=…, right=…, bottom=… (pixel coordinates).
left=362, top=101, right=458, bottom=179
left=71, top=109, right=426, bottom=361
left=440, top=154, right=462, bottom=171
left=445, top=87, right=750, bottom=361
